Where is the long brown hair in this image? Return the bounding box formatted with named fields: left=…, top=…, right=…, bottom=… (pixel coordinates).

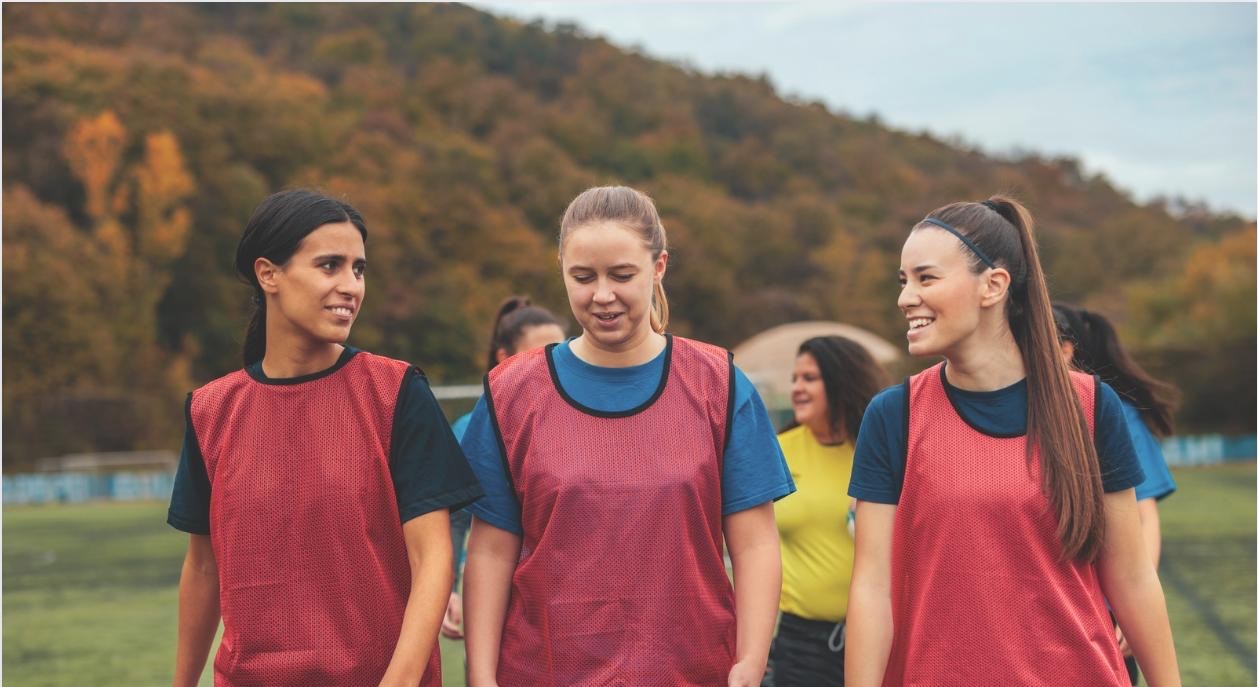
left=917, top=196, right=1104, bottom=562
left=782, top=336, right=889, bottom=442
left=1053, top=303, right=1179, bottom=437
left=559, top=186, right=669, bottom=333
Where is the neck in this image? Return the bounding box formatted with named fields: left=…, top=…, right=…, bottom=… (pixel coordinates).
left=571, top=329, right=666, bottom=368
left=807, top=422, right=844, bottom=445
left=262, top=325, right=345, bottom=378
left=944, top=331, right=1025, bottom=391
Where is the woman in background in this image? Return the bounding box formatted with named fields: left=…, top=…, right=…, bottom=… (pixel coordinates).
left=1054, top=302, right=1179, bottom=685
left=764, top=336, right=887, bottom=686
left=443, top=296, right=566, bottom=640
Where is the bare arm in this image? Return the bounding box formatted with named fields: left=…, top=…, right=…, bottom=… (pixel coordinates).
left=845, top=501, right=896, bottom=687
left=1098, top=489, right=1180, bottom=687
left=379, top=509, right=454, bottom=687
left=463, top=517, right=522, bottom=687
left=172, top=534, right=220, bottom=687
left=1137, top=498, right=1162, bottom=567
left=723, top=501, right=781, bottom=687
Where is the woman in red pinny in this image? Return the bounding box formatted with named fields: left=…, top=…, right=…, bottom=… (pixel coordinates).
left=460, top=186, right=796, bottom=687
left=168, top=189, right=482, bottom=686
left=845, top=197, right=1181, bottom=686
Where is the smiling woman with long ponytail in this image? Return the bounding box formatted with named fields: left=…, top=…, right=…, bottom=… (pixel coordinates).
left=844, top=196, right=1181, bottom=686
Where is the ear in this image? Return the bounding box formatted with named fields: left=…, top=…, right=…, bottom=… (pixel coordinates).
left=654, top=249, right=669, bottom=282
left=255, top=257, right=282, bottom=295
left=979, top=267, right=1011, bottom=308
left=495, top=347, right=510, bottom=364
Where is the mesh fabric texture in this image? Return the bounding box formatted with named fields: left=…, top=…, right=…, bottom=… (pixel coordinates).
left=192, top=352, right=441, bottom=686
left=487, top=336, right=735, bottom=686
left=886, top=363, right=1125, bottom=686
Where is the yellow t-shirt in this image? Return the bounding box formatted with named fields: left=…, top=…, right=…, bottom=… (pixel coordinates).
left=775, top=424, right=855, bottom=622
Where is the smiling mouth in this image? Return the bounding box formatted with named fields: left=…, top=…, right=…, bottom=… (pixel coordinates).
left=908, top=317, right=933, bottom=330
left=329, top=306, right=355, bottom=318
left=593, top=312, right=622, bottom=321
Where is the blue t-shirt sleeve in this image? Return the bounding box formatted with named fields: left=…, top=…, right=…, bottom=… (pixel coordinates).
left=167, top=393, right=211, bottom=534
left=460, top=395, right=524, bottom=536
left=721, top=367, right=796, bottom=515
left=390, top=369, right=485, bottom=523
left=1094, top=381, right=1146, bottom=493
left=450, top=412, right=472, bottom=442
left=848, top=383, right=907, bottom=505
left=1120, top=401, right=1176, bottom=500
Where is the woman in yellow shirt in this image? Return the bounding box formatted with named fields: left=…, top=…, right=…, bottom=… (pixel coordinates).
left=764, top=336, right=888, bottom=686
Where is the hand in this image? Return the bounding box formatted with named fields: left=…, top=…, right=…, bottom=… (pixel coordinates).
left=728, top=660, right=765, bottom=687
left=440, top=592, right=464, bottom=639
left=1114, top=623, right=1132, bottom=657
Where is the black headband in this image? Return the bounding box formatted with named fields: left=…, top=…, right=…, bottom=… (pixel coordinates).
left=920, top=217, right=997, bottom=269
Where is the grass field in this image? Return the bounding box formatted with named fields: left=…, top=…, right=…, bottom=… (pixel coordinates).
left=4, top=464, right=1254, bottom=686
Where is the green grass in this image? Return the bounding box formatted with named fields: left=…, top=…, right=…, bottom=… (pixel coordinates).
left=3, top=464, right=1254, bottom=686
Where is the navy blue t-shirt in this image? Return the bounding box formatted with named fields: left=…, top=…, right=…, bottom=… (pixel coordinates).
left=848, top=367, right=1145, bottom=505
left=461, top=337, right=796, bottom=536
left=167, top=347, right=483, bottom=534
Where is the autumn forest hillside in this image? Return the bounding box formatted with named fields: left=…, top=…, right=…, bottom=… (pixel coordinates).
left=3, top=3, right=1253, bottom=467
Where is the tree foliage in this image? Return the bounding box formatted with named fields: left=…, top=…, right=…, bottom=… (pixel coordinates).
left=3, top=3, right=1253, bottom=465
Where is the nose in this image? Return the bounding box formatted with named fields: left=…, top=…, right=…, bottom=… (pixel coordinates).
left=790, top=376, right=805, bottom=394
left=337, top=267, right=364, bottom=298
left=897, top=280, right=919, bottom=311
left=592, top=278, right=616, bottom=305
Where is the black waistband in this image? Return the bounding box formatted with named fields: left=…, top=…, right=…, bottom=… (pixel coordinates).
left=780, top=611, right=843, bottom=634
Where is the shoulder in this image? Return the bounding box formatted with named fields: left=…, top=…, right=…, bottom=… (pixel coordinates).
left=487, top=345, right=549, bottom=389
left=776, top=424, right=810, bottom=450
left=868, top=382, right=908, bottom=419
left=352, top=349, right=416, bottom=378
left=188, top=369, right=252, bottom=418
left=674, top=336, right=733, bottom=383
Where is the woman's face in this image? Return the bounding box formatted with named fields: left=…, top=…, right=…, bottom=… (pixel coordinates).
left=897, top=227, right=987, bottom=358
left=561, top=221, right=666, bottom=353
left=791, top=352, right=830, bottom=437
left=497, top=323, right=567, bottom=364
left=260, top=221, right=366, bottom=350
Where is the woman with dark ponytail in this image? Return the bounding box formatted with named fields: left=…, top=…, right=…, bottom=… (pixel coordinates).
left=845, top=196, right=1180, bottom=685
left=167, top=189, right=482, bottom=686
left=442, top=295, right=565, bottom=642
left=1054, top=301, right=1179, bottom=684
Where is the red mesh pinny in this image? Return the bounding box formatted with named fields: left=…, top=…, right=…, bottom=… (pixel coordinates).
left=190, top=352, right=440, bottom=686
left=886, top=363, right=1126, bottom=686
left=486, top=335, right=736, bottom=686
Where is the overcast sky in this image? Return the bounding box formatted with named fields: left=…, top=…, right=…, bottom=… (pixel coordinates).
left=473, top=2, right=1257, bottom=218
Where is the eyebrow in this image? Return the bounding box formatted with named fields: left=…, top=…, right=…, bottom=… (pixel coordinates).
left=567, top=262, right=640, bottom=272
left=312, top=253, right=366, bottom=263
left=899, top=264, right=939, bottom=275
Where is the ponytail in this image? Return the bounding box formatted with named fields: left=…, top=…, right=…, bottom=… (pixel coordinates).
left=650, top=280, right=669, bottom=333
left=485, top=295, right=566, bottom=373
left=919, top=196, right=1105, bottom=561
left=242, top=294, right=267, bottom=367
left=1054, top=303, right=1179, bottom=438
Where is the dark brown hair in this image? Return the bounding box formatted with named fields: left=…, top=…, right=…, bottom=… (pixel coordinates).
left=486, top=295, right=565, bottom=373
left=1053, top=303, right=1179, bottom=437
left=559, top=186, right=669, bottom=333
left=235, top=189, right=366, bottom=366
left=784, top=336, right=889, bottom=442
left=915, top=196, right=1104, bottom=562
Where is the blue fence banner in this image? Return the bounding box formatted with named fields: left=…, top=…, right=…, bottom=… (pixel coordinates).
left=1161, top=434, right=1256, bottom=466
left=3, top=471, right=176, bottom=505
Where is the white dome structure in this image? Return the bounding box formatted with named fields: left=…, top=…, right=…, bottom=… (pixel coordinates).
left=731, top=321, right=902, bottom=411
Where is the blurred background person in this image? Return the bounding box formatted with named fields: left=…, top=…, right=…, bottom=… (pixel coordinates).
left=763, top=336, right=888, bottom=686
left=1054, top=302, right=1180, bottom=685
left=444, top=295, right=566, bottom=641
